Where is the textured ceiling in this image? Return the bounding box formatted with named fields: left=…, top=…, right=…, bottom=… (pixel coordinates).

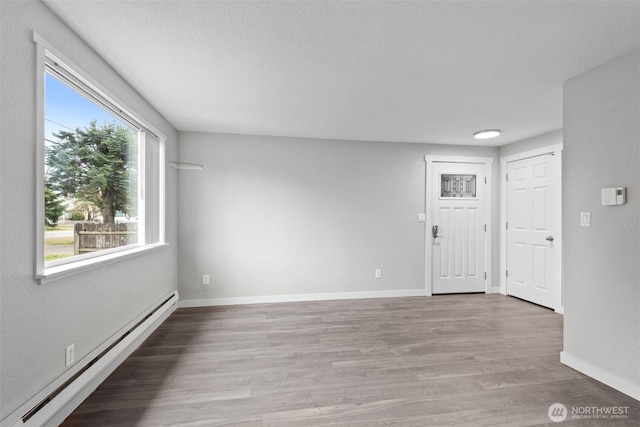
left=43, top=0, right=640, bottom=146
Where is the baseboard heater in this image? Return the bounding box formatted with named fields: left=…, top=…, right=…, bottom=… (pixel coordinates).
left=2, top=290, right=178, bottom=427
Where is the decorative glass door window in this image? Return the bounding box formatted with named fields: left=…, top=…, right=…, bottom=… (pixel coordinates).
left=440, top=174, right=477, bottom=198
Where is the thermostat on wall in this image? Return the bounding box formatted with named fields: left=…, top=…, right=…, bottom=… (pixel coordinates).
left=601, top=187, right=626, bottom=206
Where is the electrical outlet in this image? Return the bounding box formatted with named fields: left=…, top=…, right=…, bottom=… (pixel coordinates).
left=202, top=274, right=210, bottom=285
left=375, top=269, right=381, bottom=279
left=65, top=344, right=74, bottom=367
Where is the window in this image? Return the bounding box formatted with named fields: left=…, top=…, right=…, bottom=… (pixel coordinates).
left=35, top=33, right=165, bottom=283
left=440, top=174, right=477, bottom=198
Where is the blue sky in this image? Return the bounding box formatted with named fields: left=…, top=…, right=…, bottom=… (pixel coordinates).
left=45, top=72, right=128, bottom=141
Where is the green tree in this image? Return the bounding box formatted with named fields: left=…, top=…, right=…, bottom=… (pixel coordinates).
left=44, top=182, right=65, bottom=226
left=46, top=120, right=137, bottom=224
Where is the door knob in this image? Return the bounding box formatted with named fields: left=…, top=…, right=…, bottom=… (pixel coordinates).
left=432, top=225, right=439, bottom=239
left=545, top=235, right=554, bottom=242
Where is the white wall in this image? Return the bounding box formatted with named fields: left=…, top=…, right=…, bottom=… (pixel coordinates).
left=499, top=129, right=562, bottom=158
left=562, top=49, right=640, bottom=398
left=0, top=1, right=179, bottom=418
left=177, top=132, right=499, bottom=304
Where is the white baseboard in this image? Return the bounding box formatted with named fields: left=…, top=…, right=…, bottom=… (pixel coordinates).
left=178, top=289, right=427, bottom=308
left=2, top=290, right=178, bottom=427
left=560, top=351, right=640, bottom=401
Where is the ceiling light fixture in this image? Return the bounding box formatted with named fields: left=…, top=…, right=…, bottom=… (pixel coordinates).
left=473, top=129, right=501, bottom=140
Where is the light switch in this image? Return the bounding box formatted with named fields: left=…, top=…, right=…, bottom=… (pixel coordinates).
left=417, top=213, right=426, bottom=222
left=580, top=212, right=591, bottom=227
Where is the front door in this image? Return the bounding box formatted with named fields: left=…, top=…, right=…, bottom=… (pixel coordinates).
left=506, top=154, right=561, bottom=310
left=431, top=162, right=487, bottom=294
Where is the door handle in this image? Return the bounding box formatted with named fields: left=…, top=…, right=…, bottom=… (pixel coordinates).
left=432, top=225, right=439, bottom=239
left=546, top=235, right=554, bottom=242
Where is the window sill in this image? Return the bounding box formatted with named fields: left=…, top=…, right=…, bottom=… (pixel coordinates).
left=36, top=243, right=169, bottom=284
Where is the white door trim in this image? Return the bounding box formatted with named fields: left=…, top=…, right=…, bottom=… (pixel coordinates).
left=499, top=143, right=563, bottom=313
left=424, top=155, right=493, bottom=297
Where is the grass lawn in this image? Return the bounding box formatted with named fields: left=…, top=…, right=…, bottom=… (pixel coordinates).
left=45, top=235, right=74, bottom=262
left=45, top=237, right=74, bottom=246
left=45, top=253, right=74, bottom=262
left=45, top=226, right=74, bottom=231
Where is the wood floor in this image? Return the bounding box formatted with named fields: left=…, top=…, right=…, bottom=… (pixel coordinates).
left=63, top=295, right=639, bottom=426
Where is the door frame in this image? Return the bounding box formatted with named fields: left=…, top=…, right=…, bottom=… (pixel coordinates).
left=424, top=155, right=493, bottom=296
left=499, top=144, right=563, bottom=313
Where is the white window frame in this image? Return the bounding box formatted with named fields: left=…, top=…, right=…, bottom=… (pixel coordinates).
left=34, top=32, right=167, bottom=284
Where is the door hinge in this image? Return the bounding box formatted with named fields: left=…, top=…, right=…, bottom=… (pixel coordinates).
left=484, top=224, right=487, bottom=232
left=506, top=173, right=509, bottom=181
left=506, top=270, right=509, bottom=278
left=506, top=222, right=509, bottom=230
left=484, top=176, right=487, bottom=184
left=484, top=272, right=487, bottom=280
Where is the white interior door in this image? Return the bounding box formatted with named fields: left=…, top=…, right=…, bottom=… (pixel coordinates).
left=431, top=162, right=486, bottom=294
left=506, top=154, right=561, bottom=310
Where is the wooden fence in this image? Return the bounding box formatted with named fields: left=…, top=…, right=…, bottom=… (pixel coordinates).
left=74, top=222, right=138, bottom=255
